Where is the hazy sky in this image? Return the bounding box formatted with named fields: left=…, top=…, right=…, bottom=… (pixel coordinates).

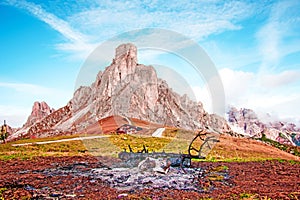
left=1, top=0, right=300, bottom=127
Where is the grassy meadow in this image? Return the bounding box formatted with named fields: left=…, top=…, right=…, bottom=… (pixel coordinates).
left=0, top=129, right=299, bottom=163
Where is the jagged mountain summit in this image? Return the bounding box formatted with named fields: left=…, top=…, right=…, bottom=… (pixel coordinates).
left=7, top=101, right=56, bottom=141
left=227, top=106, right=300, bottom=146
left=24, top=101, right=55, bottom=128
left=11, top=43, right=230, bottom=140
left=69, top=43, right=229, bottom=131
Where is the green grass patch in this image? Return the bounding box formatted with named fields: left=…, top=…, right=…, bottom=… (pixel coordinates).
left=82, top=137, right=121, bottom=157
left=195, top=157, right=263, bottom=163
left=163, top=128, right=179, bottom=138
left=0, top=140, right=88, bottom=160
left=203, top=156, right=275, bottom=163
left=203, top=135, right=299, bottom=162
left=109, top=134, right=172, bottom=152
left=239, top=193, right=258, bottom=199
left=2, top=132, right=299, bottom=163
left=108, top=134, right=194, bottom=154
left=163, top=128, right=196, bottom=140
left=1, top=134, right=190, bottom=160
left=81, top=134, right=192, bottom=158
left=258, top=134, right=300, bottom=157
left=195, top=156, right=299, bottom=163
left=288, top=160, right=300, bottom=165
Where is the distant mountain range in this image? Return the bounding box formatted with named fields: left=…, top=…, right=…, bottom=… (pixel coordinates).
left=228, top=107, right=300, bottom=146
left=7, top=43, right=300, bottom=147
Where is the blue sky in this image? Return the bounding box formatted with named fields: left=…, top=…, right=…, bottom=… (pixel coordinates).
left=1, top=0, right=300, bottom=127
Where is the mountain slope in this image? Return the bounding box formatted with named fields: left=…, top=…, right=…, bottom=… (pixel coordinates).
left=210, top=134, right=299, bottom=161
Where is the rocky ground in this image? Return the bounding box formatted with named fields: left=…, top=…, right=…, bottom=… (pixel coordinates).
left=0, top=156, right=299, bottom=199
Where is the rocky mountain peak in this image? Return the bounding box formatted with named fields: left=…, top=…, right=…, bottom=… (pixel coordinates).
left=68, top=43, right=231, bottom=133
left=33, top=101, right=50, bottom=112
left=11, top=43, right=232, bottom=140
left=23, top=101, right=54, bottom=128
left=107, top=43, right=139, bottom=84
left=89, top=43, right=159, bottom=121
left=115, top=43, right=137, bottom=64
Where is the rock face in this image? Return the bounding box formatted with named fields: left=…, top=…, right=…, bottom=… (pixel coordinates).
left=23, top=101, right=55, bottom=128
left=227, top=107, right=264, bottom=138
left=66, top=43, right=230, bottom=133
left=7, top=101, right=56, bottom=141
left=10, top=43, right=231, bottom=140
left=227, top=107, right=300, bottom=146
left=27, top=105, right=72, bottom=138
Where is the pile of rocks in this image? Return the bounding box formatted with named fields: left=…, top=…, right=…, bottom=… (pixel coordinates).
left=92, top=157, right=230, bottom=192
left=93, top=166, right=204, bottom=192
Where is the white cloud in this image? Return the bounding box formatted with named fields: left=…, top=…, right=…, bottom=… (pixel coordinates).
left=55, top=42, right=99, bottom=60
left=256, top=21, right=281, bottom=67
left=219, top=68, right=255, bottom=106
left=3, top=0, right=95, bottom=60
left=202, top=41, right=261, bottom=71
left=219, top=68, right=300, bottom=123
left=70, top=0, right=253, bottom=41
left=192, top=86, right=213, bottom=113
left=261, top=70, right=300, bottom=88
left=0, top=105, right=31, bottom=128
left=0, top=82, right=72, bottom=127
left=0, top=82, right=60, bottom=96
left=4, top=0, right=86, bottom=43
left=0, top=82, right=73, bottom=106
left=256, top=0, right=300, bottom=70
left=3, top=0, right=260, bottom=61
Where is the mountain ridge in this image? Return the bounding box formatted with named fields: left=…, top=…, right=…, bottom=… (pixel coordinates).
left=8, top=43, right=300, bottom=148
left=227, top=106, right=300, bottom=146
left=9, top=43, right=231, bottom=141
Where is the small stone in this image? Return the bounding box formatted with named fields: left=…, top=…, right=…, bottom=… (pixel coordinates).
left=50, top=193, right=61, bottom=197
left=65, top=194, right=77, bottom=197
left=117, top=193, right=128, bottom=198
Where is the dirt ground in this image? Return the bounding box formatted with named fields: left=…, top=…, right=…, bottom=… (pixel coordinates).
left=0, top=156, right=299, bottom=199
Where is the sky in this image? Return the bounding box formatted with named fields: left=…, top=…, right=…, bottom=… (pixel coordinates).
left=1, top=0, right=300, bottom=127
